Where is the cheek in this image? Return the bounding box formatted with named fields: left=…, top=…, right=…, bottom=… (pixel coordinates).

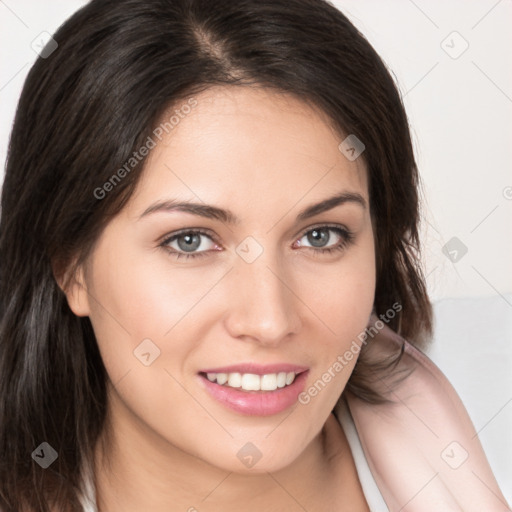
left=293, top=237, right=375, bottom=411
left=84, top=241, right=231, bottom=376
left=298, top=231, right=376, bottom=340
left=82, top=246, right=223, bottom=437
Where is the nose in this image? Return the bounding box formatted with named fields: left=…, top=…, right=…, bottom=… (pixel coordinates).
left=223, top=253, right=302, bottom=346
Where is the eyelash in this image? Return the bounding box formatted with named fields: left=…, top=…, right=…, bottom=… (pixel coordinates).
left=160, top=224, right=355, bottom=260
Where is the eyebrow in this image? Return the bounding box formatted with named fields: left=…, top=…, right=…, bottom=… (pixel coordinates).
left=138, top=191, right=366, bottom=224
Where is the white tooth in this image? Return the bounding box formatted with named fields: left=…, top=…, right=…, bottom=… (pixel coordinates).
left=228, top=372, right=242, bottom=388
left=216, top=373, right=228, bottom=385
left=206, top=373, right=216, bottom=382
left=276, top=372, right=287, bottom=388
left=241, top=373, right=261, bottom=391
left=285, top=372, right=296, bottom=385
left=260, top=373, right=278, bottom=391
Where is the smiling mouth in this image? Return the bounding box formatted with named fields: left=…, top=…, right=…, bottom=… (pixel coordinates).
left=198, top=369, right=310, bottom=416
left=199, top=371, right=304, bottom=392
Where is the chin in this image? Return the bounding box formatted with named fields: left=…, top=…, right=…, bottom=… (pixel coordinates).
left=203, top=437, right=307, bottom=476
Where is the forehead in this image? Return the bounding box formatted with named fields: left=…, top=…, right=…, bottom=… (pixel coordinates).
left=127, top=86, right=368, bottom=219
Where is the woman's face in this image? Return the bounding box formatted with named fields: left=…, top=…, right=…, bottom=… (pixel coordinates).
left=68, top=86, right=375, bottom=474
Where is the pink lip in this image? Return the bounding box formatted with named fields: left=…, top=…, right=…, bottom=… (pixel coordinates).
left=197, top=370, right=309, bottom=416
left=198, top=363, right=309, bottom=375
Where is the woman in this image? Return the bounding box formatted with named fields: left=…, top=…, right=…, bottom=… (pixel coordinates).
left=0, top=0, right=508, bottom=511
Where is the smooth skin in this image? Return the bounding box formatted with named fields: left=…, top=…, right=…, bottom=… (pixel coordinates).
left=63, top=86, right=374, bottom=511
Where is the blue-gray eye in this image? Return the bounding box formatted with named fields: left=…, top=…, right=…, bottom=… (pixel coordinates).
left=306, top=228, right=330, bottom=247
left=300, top=227, right=343, bottom=249
left=177, top=233, right=201, bottom=252
left=164, top=231, right=216, bottom=254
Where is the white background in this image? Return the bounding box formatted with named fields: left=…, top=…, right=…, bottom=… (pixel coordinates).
left=1, top=0, right=511, bottom=506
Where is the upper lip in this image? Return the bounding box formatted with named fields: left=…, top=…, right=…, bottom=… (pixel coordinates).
left=199, top=363, right=309, bottom=375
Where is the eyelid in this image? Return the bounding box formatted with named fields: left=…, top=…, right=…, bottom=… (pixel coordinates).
left=159, top=226, right=219, bottom=245
left=160, top=222, right=350, bottom=246
left=296, top=221, right=350, bottom=237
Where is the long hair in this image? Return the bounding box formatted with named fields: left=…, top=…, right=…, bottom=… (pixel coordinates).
left=0, top=0, right=432, bottom=509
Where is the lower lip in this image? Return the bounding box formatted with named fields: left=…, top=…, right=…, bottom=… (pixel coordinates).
left=198, top=371, right=309, bottom=416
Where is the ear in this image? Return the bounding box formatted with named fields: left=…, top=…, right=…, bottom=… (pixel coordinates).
left=54, top=262, right=91, bottom=317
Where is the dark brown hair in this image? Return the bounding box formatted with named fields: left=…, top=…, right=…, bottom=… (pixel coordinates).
left=0, top=0, right=432, bottom=509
